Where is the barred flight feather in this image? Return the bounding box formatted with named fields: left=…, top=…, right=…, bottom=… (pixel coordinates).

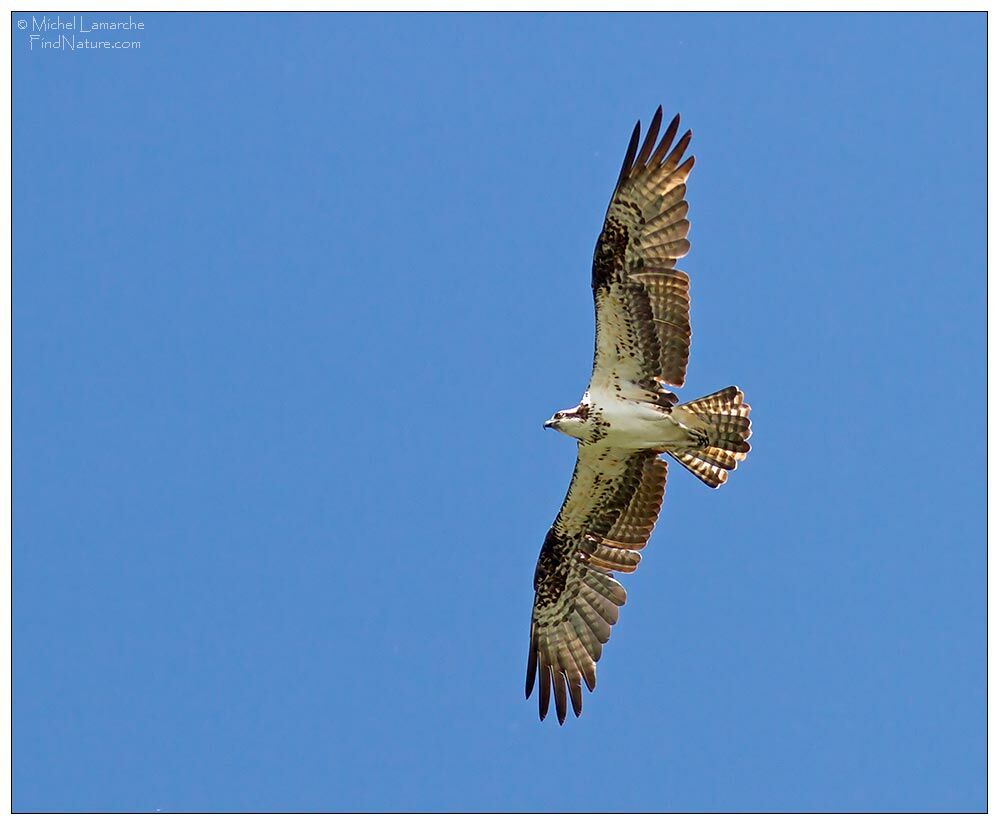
left=527, top=444, right=668, bottom=723
left=669, top=387, right=752, bottom=487
left=591, top=106, right=696, bottom=390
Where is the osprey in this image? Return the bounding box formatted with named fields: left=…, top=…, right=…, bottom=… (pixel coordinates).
left=526, top=107, right=752, bottom=724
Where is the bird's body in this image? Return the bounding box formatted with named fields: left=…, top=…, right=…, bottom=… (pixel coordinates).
left=549, top=388, right=707, bottom=452
left=527, top=106, right=753, bottom=724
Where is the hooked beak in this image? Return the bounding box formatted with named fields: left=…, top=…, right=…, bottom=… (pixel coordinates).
left=543, top=418, right=556, bottom=430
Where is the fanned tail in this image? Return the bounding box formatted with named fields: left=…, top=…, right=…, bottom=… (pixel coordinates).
left=669, top=386, right=751, bottom=488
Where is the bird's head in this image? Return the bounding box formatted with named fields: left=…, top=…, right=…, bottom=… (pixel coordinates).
left=544, top=403, right=591, bottom=440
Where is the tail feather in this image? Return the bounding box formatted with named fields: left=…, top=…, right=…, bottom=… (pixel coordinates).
left=670, top=451, right=731, bottom=488
left=697, top=445, right=739, bottom=471
left=669, top=386, right=751, bottom=488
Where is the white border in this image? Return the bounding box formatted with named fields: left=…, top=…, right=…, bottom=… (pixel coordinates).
left=5, top=3, right=990, bottom=818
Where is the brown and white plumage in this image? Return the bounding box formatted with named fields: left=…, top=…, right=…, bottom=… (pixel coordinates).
left=591, top=106, right=695, bottom=395
left=527, top=446, right=667, bottom=723
left=528, top=107, right=752, bottom=724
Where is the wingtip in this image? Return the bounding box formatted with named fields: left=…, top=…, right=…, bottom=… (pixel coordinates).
left=628, top=119, right=641, bottom=152
left=630, top=119, right=642, bottom=152
left=635, top=106, right=664, bottom=168
left=615, top=120, right=642, bottom=189
left=650, top=111, right=682, bottom=167
left=525, top=639, right=538, bottom=699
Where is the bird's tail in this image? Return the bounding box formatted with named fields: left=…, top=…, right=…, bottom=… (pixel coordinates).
left=668, top=386, right=751, bottom=488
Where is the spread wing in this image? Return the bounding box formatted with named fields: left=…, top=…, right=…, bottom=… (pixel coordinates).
left=590, top=107, right=695, bottom=395
left=526, top=444, right=668, bottom=723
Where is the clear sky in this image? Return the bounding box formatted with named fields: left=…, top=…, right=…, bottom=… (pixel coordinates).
left=13, top=11, right=985, bottom=813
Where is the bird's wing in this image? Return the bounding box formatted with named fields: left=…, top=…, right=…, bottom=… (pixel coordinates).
left=590, top=106, right=695, bottom=396
left=526, top=443, right=668, bottom=723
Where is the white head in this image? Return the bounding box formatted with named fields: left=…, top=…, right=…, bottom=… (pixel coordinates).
left=543, top=402, right=592, bottom=440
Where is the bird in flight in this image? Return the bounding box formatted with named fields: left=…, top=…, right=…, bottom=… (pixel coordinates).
left=526, top=106, right=752, bottom=724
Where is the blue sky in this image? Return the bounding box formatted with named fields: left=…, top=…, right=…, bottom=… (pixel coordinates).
left=13, top=12, right=985, bottom=813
